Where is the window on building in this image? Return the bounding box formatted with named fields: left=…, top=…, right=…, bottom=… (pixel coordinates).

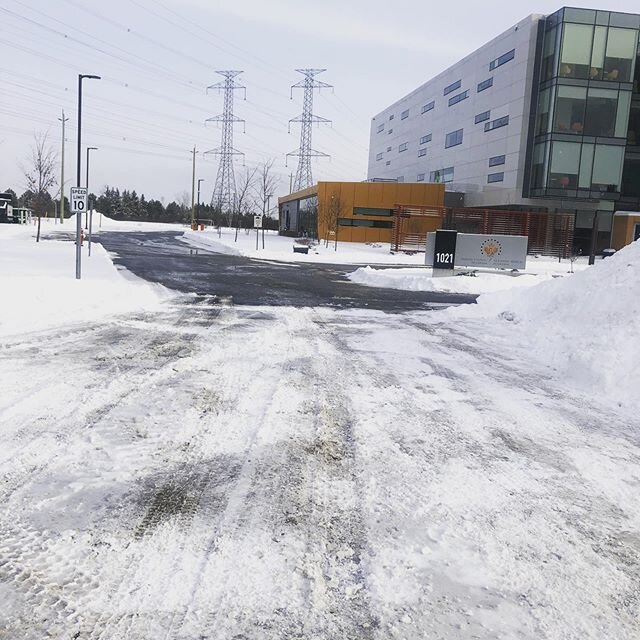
left=487, top=172, right=504, bottom=183
left=553, top=85, right=587, bottom=133
left=376, top=123, right=384, bottom=133
left=559, top=23, right=594, bottom=79
left=591, top=144, right=625, bottom=191
left=584, top=88, right=626, bottom=137
left=419, top=134, right=432, bottom=144
left=445, top=129, right=464, bottom=148
left=549, top=140, right=581, bottom=188
left=387, top=146, right=392, bottom=152
left=489, top=49, right=515, bottom=71
left=376, top=152, right=383, bottom=161
left=443, top=80, right=462, bottom=96
left=389, top=114, right=394, bottom=120
left=397, top=176, right=404, bottom=182
left=603, top=27, right=637, bottom=83
left=531, top=142, right=548, bottom=189
left=541, top=25, right=560, bottom=81
left=353, top=207, right=393, bottom=217
left=399, top=142, right=408, bottom=152
left=385, top=160, right=391, bottom=166
left=536, top=87, right=553, bottom=134
left=477, top=77, right=493, bottom=92
left=339, top=218, right=393, bottom=229
left=553, top=86, right=631, bottom=138
left=418, top=148, right=427, bottom=157
left=430, top=167, right=454, bottom=183
left=421, top=101, right=435, bottom=113
left=475, top=110, right=491, bottom=124
left=484, top=116, right=509, bottom=132
left=401, top=109, right=409, bottom=120
left=388, top=128, right=393, bottom=134
left=489, top=155, right=506, bottom=167
left=417, top=173, right=425, bottom=182
left=448, top=90, right=469, bottom=107
left=560, top=23, right=638, bottom=82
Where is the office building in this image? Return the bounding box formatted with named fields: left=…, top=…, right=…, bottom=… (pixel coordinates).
left=368, top=7, right=640, bottom=253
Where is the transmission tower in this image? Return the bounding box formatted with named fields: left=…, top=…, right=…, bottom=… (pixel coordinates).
left=287, top=69, right=332, bottom=192
left=205, top=70, right=246, bottom=213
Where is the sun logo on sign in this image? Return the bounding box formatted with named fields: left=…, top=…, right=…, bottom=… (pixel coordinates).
left=481, top=239, right=502, bottom=258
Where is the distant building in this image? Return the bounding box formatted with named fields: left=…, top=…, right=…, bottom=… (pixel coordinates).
left=368, top=7, right=640, bottom=253
left=278, top=181, right=445, bottom=243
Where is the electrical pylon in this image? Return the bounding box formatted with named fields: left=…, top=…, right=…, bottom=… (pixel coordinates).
left=287, top=69, right=332, bottom=193
left=205, top=70, right=246, bottom=213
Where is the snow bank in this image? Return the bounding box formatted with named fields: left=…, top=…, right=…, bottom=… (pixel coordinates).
left=349, top=265, right=554, bottom=295
left=0, top=219, right=172, bottom=336
left=451, top=241, right=640, bottom=409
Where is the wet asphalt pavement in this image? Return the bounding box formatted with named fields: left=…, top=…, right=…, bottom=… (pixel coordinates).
left=98, top=231, right=477, bottom=312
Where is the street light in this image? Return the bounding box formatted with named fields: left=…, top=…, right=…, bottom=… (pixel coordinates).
left=197, top=178, right=205, bottom=227
left=85, top=146, right=98, bottom=229
left=76, top=73, right=100, bottom=280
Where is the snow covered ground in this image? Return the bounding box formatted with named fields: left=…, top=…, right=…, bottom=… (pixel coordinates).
left=0, top=217, right=172, bottom=335
left=447, top=239, right=640, bottom=412
left=1, top=221, right=638, bottom=639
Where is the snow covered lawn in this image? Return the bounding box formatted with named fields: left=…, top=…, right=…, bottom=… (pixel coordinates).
left=0, top=217, right=171, bottom=336
left=1, top=223, right=638, bottom=639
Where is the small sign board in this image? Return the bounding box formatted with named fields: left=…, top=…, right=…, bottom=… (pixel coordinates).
left=254, top=215, right=263, bottom=228
left=433, top=230, right=457, bottom=270
left=70, top=187, right=87, bottom=213
left=426, top=232, right=528, bottom=270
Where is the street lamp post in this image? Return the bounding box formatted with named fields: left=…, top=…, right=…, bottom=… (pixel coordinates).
left=197, top=179, right=205, bottom=227
left=76, top=73, right=100, bottom=280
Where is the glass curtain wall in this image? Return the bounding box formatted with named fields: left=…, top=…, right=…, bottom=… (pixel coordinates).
left=529, top=9, right=639, bottom=199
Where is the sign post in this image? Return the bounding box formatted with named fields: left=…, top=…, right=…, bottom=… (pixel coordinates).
left=71, top=186, right=87, bottom=279
left=254, top=214, right=263, bottom=250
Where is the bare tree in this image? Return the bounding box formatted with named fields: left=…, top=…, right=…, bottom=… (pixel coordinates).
left=254, top=159, right=280, bottom=218
left=234, top=167, right=258, bottom=241
left=22, top=132, right=58, bottom=241
left=318, top=189, right=344, bottom=248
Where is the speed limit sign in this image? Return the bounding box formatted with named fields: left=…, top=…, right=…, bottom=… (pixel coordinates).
left=70, top=187, right=87, bottom=213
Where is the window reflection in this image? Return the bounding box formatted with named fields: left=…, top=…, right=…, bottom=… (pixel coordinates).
left=553, top=86, right=586, bottom=133
left=584, top=88, right=618, bottom=136
left=560, top=23, right=593, bottom=79
left=549, top=141, right=581, bottom=188
left=604, top=27, right=637, bottom=82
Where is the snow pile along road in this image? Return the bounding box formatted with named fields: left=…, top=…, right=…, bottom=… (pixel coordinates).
left=0, top=218, right=172, bottom=336
left=349, top=265, right=554, bottom=295
left=452, top=240, right=640, bottom=409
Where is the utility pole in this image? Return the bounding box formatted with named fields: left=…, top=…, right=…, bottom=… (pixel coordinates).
left=205, top=70, right=246, bottom=219
left=191, top=146, right=196, bottom=229
left=58, top=109, right=68, bottom=224
left=287, top=69, right=332, bottom=192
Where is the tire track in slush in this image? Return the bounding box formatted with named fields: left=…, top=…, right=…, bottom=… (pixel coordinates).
left=82, top=307, right=303, bottom=640
left=0, top=300, right=232, bottom=638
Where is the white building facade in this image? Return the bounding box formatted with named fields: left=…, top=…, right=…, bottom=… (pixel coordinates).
left=367, top=7, right=640, bottom=253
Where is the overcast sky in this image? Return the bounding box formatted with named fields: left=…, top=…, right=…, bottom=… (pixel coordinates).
left=1, top=0, right=638, bottom=204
